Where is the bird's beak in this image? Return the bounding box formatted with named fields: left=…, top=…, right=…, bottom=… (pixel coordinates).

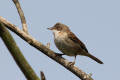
left=47, top=27, right=53, bottom=30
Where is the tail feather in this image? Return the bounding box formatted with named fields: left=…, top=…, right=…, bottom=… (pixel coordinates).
left=86, top=53, right=103, bottom=64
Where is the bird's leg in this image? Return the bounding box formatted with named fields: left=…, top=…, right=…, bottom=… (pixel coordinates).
left=73, top=55, right=76, bottom=64
left=68, top=55, right=76, bottom=66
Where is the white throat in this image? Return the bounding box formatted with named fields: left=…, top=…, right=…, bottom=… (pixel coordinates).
left=52, top=30, right=61, bottom=38
left=52, top=30, right=68, bottom=40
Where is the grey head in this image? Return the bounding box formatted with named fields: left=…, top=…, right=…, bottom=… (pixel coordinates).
left=48, top=23, right=70, bottom=32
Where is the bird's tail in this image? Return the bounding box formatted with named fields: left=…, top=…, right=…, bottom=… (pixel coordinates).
left=86, top=53, right=103, bottom=64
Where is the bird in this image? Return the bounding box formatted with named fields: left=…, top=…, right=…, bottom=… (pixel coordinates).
left=48, top=23, right=103, bottom=65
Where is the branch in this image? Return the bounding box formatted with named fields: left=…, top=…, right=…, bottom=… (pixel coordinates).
left=12, top=0, right=28, bottom=34
left=0, top=23, right=40, bottom=80
left=0, top=16, right=93, bottom=80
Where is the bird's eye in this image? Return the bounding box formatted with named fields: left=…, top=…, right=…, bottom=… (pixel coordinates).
left=56, top=26, right=62, bottom=31
left=54, top=23, right=62, bottom=31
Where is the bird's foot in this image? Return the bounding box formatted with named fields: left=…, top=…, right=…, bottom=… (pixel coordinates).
left=68, top=62, right=75, bottom=66
left=55, top=53, right=64, bottom=57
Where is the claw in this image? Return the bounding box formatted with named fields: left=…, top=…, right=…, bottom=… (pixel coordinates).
left=55, top=53, right=64, bottom=57
left=68, top=62, right=75, bottom=66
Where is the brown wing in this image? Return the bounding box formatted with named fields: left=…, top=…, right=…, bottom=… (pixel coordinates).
left=68, top=31, right=88, bottom=53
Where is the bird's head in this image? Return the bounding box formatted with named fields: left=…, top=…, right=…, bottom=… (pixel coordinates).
left=47, top=23, right=70, bottom=33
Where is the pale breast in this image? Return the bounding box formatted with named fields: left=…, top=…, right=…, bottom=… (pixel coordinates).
left=54, top=32, right=79, bottom=56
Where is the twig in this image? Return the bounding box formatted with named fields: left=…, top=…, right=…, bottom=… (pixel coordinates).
left=0, top=16, right=93, bottom=80
left=0, top=23, right=40, bottom=80
left=12, top=0, right=28, bottom=34
left=46, top=43, right=50, bottom=48
left=40, top=71, right=46, bottom=80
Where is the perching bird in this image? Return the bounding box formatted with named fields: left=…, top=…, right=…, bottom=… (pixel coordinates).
left=48, top=23, right=103, bottom=64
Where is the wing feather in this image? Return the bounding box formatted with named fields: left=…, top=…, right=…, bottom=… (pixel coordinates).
left=68, top=31, right=88, bottom=53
